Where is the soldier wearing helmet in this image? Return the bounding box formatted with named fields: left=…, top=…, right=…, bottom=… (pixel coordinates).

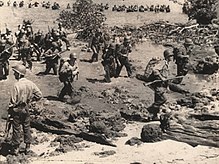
left=115, top=36, right=133, bottom=77
left=19, top=38, right=32, bottom=70
left=101, top=42, right=116, bottom=82
left=90, top=29, right=103, bottom=62
left=57, top=22, right=71, bottom=51
left=9, top=64, right=42, bottom=155
left=0, top=39, right=11, bottom=80
left=58, top=53, right=79, bottom=101
left=137, top=49, right=189, bottom=120
left=44, top=48, right=61, bottom=75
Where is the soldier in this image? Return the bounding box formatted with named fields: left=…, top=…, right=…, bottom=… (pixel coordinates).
left=90, top=29, right=103, bottom=62
left=115, top=37, right=133, bottom=77
left=183, top=38, right=200, bottom=56
left=102, top=43, right=116, bottom=83
left=43, top=49, right=61, bottom=75
left=58, top=53, right=79, bottom=100
left=0, top=39, right=12, bottom=80
left=58, top=23, right=70, bottom=51
left=19, top=38, right=32, bottom=70
left=8, top=64, right=42, bottom=155
left=51, top=31, right=62, bottom=52
left=33, top=30, right=44, bottom=61
left=140, top=50, right=189, bottom=120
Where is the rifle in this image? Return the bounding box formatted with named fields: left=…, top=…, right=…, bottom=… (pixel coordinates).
left=143, top=76, right=184, bottom=86
left=0, top=44, right=15, bottom=60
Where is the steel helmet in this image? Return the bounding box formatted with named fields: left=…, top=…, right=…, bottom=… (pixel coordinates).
left=184, top=38, right=193, bottom=45
left=69, top=53, right=77, bottom=59
left=163, top=49, right=173, bottom=58
left=124, top=37, right=131, bottom=43
left=12, top=64, right=26, bottom=75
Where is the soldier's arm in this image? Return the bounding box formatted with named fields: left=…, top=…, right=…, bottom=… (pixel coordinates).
left=32, top=83, right=43, bottom=101
left=9, top=85, right=18, bottom=108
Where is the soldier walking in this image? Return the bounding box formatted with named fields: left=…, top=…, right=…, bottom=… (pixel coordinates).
left=102, top=43, right=116, bottom=82
left=44, top=49, right=61, bottom=75
left=90, top=29, right=103, bottom=62
left=58, top=53, right=79, bottom=100
left=115, top=37, right=133, bottom=77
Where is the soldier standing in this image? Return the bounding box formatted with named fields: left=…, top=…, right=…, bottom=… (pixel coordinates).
left=44, top=49, right=61, bottom=75
left=102, top=43, right=116, bottom=83
left=20, top=38, right=32, bottom=70
left=115, top=37, right=133, bottom=77
left=8, top=64, right=42, bottom=155
left=58, top=53, right=79, bottom=100
left=0, top=39, right=12, bottom=80
left=58, top=23, right=70, bottom=51
left=90, top=29, right=103, bottom=62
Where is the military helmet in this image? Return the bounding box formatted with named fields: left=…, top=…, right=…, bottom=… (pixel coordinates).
left=12, top=64, right=26, bottom=75
left=69, top=53, right=77, bottom=59
left=163, top=49, right=173, bottom=58
left=184, top=38, right=193, bottom=45
left=124, top=37, right=131, bottom=43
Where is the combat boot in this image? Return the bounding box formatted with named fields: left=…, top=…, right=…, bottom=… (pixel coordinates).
left=25, top=143, right=31, bottom=155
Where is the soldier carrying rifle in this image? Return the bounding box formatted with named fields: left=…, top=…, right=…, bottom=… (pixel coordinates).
left=137, top=49, right=189, bottom=120
left=58, top=53, right=79, bottom=101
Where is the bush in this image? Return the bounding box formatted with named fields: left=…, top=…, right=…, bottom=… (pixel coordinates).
left=187, top=0, right=218, bottom=25
left=58, top=0, right=106, bottom=40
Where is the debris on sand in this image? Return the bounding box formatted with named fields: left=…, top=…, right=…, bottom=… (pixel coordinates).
left=94, top=150, right=116, bottom=158
left=125, top=137, right=143, bottom=146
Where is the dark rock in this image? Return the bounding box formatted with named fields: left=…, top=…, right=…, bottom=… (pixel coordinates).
left=141, top=124, right=163, bottom=142
left=125, top=137, right=142, bottom=146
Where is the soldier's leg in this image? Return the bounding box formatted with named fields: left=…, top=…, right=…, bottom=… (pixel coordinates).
left=148, top=89, right=167, bottom=120
left=12, top=114, right=22, bottom=148
left=53, top=63, right=58, bottom=75
left=115, top=57, right=124, bottom=77
left=2, top=62, right=9, bottom=79
left=20, top=49, right=27, bottom=67
left=59, top=82, right=68, bottom=99
left=66, top=82, right=73, bottom=96
left=45, top=63, right=52, bottom=74
left=124, top=57, right=132, bottom=77
left=0, top=62, right=3, bottom=80
left=21, top=111, right=31, bottom=148
left=104, top=65, right=111, bottom=82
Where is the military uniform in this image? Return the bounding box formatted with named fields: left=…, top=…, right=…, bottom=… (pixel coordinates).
left=20, top=38, right=32, bottom=70
left=102, top=43, right=116, bottom=82
left=58, top=23, right=70, bottom=50
left=91, top=31, right=103, bottom=62
left=115, top=37, right=132, bottom=77
left=0, top=39, right=11, bottom=80
left=58, top=53, right=79, bottom=100
left=44, top=49, right=60, bottom=75
left=9, top=65, right=42, bottom=154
